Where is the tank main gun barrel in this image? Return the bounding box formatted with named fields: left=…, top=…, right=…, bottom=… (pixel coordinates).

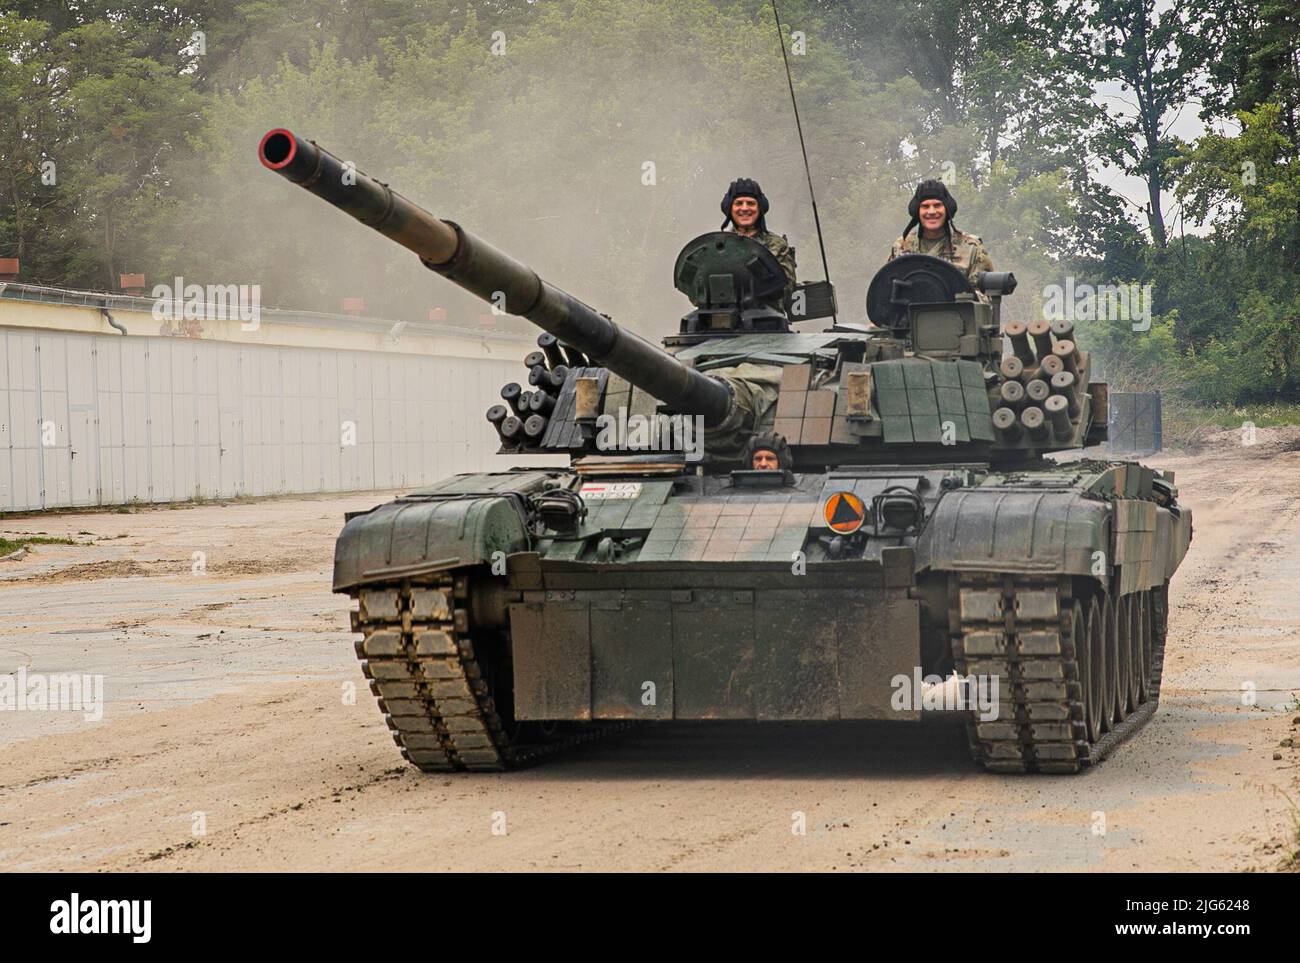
left=258, top=129, right=734, bottom=427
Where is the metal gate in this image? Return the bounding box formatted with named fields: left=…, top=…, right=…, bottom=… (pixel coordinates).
left=1108, top=391, right=1162, bottom=454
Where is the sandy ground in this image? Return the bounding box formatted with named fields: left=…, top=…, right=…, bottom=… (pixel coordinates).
left=1, top=434, right=1298, bottom=873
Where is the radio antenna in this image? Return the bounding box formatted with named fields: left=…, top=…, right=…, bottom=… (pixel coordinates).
left=770, top=0, right=834, bottom=319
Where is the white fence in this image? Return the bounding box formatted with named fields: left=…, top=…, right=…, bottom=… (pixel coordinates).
left=0, top=327, right=536, bottom=511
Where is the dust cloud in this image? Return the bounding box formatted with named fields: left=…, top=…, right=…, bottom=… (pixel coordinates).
left=167, top=6, right=929, bottom=336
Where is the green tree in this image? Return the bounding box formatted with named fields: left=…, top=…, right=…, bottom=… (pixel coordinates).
left=0, top=15, right=64, bottom=274
left=0, top=5, right=205, bottom=287
left=54, top=21, right=205, bottom=287
left=1193, top=0, right=1299, bottom=138
left=1081, top=0, right=1203, bottom=249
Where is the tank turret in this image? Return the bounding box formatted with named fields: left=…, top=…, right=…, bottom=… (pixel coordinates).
left=260, top=129, right=1106, bottom=470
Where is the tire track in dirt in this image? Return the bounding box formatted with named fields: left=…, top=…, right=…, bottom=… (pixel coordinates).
left=2, top=461, right=1298, bottom=872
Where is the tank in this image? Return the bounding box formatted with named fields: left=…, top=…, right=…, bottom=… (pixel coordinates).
left=259, top=129, right=1192, bottom=774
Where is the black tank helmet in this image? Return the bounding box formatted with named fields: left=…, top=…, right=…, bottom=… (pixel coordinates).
left=720, top=177, right=770, bottom=233
left=902, top=178, right=959, bottom=239
left=745, top=431, right=791, bottom=471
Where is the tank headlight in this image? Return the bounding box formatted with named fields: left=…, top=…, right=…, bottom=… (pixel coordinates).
left=873, top=487, right=925, bottom=533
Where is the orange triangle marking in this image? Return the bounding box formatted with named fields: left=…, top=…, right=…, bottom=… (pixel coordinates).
left=825, top=492, right=865, bottom=533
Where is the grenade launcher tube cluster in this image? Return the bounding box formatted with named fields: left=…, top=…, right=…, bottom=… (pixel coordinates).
left=258, top=129, right=734, bottom=427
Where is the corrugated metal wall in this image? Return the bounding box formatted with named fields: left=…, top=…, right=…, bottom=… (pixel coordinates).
left=0, top=328, right=532, bottom=511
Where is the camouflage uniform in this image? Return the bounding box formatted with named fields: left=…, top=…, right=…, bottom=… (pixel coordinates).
left=702, top=362, right=784, bottom=467
left=888, top=228, right=993, bottom=288
left=732, top=228, right=797, bottom=302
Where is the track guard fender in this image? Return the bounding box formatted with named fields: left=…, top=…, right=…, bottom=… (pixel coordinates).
left=915, top=488, right=1110, bottom=577
left=333, top=494, right=531, bottom=592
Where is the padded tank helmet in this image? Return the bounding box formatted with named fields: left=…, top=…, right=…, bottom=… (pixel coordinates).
left=720, top=177, right=770, bottom=233
left=745, top=431, right=791, bottom=471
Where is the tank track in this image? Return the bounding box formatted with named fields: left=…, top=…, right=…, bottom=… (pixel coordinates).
left=951, top=574, right=1167, bottom=774
left=351, top=572, right=626, bottom=772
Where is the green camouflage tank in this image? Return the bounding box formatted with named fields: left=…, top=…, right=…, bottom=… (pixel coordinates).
left=261, top=128, right=1192, bottom=774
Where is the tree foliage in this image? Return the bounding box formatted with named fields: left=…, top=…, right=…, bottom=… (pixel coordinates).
left=0, top=0, right=1296, bottom=406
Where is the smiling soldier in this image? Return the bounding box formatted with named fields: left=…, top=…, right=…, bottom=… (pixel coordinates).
left=887, top=179, right=993, bottom=287
left=721, top=177, right=797, bottom=302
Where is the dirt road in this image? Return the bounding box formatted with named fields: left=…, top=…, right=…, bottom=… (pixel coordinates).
left=2, top=434, right=1298, bottom=872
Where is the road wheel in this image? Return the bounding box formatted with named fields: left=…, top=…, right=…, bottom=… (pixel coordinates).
left=1135, top=592, right=1152, bottom=704
left=1083, top=595, right=1106, bottom=743
left=1101, top=593, right=1120, bottom=731
left=1112, top=593, right=1130, bottom=721
left=1123, top=594, right=1140, bottom=712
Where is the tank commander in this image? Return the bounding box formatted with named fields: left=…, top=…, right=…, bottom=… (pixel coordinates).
left=886, top=179, right=993, bottom=288
left=721, top=178, right=797, bottom=302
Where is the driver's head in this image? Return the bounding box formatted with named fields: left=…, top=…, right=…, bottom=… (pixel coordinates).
left=751, top=446, right=780, bottom=471
left=745, top=432, right=790, bottom=472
